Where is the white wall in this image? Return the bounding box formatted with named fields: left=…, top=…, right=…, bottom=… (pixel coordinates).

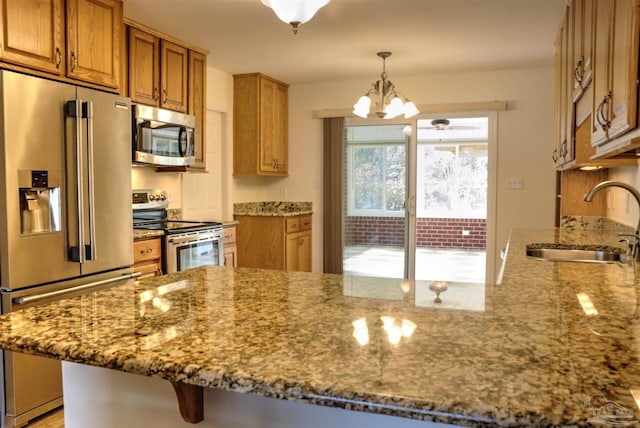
left=131, top=167, right=182, bottom=208
left=606, top=166, right=640, bottom=228
left=160, top=65, right=558, bottom=277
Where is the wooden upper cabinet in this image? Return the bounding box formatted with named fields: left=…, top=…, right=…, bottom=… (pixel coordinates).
left=0, top=0, right=64, bottom=75
left=554, top=4, right=574, bottom=168
left=258, top=78, right=288, bottom=174
left=127, top=26, right=188, bottom=113
left=0, top=0, right=121, bottom=89
left=160, top=39, right=187, bottom=112
left=188, top=50, right=206, bottom=169
left=128, top=26, right=159, bottom=105
left=591, top=0, right=639, bottom=147
left=234, top=73, right=289, bottom=176
left=66, top=0, right=121, bottom=89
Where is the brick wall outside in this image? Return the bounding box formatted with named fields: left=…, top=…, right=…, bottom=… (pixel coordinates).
left=344, top=216, right=486, bottom=249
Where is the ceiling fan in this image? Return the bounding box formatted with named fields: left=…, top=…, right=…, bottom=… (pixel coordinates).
left=420, top=119, right=482, bottom=131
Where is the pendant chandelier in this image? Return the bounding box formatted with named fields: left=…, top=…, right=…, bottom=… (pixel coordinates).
left=260, top=0, right=330, bottom=34
left=353, top=52, right=420, bottom=119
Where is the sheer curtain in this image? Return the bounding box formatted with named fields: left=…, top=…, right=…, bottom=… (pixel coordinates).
left=322, top=117, right=344, bottom=273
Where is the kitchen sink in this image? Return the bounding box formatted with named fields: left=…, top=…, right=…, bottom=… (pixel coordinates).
left=526, top=245, right=628, bottom=264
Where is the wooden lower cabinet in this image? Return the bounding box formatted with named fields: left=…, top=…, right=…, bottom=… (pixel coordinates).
left=223, top=225, right=237, bottom=268
left=133, top=236, right=162, bottom=279
left=234, top=214, right=311, bottom=272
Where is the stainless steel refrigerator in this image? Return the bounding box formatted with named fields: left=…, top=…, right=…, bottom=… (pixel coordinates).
left=0, top=70, right=137, bottom=427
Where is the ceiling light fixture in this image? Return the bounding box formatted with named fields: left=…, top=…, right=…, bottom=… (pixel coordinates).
left=260, top=0, right=329, bottom=34
left=353, top=52, right=420, bottom=120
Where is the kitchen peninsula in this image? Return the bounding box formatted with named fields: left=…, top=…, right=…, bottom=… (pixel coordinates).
left=0, top=226, right=638, bottom=427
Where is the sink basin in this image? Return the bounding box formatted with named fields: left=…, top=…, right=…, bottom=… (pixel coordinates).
left=526, top=246, right=628, bottom=264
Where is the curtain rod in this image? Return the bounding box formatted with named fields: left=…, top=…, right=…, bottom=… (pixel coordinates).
left=314, top=101, right=508, bottom=119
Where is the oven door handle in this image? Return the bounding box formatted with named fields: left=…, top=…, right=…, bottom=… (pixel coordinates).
left=12, top=272, right=141, bottom=305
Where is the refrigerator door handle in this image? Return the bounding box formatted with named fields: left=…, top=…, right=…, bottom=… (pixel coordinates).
left=66, top=100, right=85, bottom=263
left=12, top=272, right=141, bottom=305
left=83, top=101, right=96, bottom=261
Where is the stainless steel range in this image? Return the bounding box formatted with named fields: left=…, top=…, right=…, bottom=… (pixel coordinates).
left=132, top=190, right=224, bottom=273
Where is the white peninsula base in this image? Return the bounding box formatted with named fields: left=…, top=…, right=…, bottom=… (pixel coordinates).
left=62, top=362, right=457, bottom=428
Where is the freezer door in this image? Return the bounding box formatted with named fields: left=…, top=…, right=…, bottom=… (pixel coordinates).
left=0, top=71, right=81, bottom=289
left=76, top=88, right=133, bottom=275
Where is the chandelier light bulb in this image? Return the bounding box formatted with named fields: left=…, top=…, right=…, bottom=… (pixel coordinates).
left=403, top=101, right=420, bottom=119
left=260, top=0, right=330, bottom=34
left=353, top=96, right=372, bottom=118
left=383, top=97, right=404, bottom=119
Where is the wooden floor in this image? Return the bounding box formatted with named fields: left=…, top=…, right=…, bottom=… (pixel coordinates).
left=24, top=407, right=64, bottom=428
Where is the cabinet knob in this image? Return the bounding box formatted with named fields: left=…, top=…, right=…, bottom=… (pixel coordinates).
left=153, top=88, right=159, bottom=101
left=70, top=52, right=77, bottom=72
left=55, top=47, right=62, bottom=69
left=573, top=57, right=584, bottom=86
left=163, top=89, right=168, bottom=104
left=596, top=92, right=612, bottom=132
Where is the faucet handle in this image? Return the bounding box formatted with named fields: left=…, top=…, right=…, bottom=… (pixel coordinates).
left=618, top=233, right=640, bottom=260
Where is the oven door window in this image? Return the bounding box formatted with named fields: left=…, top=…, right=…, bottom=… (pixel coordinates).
left=177, top=240, right=219, bottom=271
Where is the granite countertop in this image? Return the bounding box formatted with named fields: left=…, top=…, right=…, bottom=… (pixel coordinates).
left=0, top=227, right=639, bottom=426
left=233, top=201, right=313, bottom=216
left=133, top=229, right=165, bottom=240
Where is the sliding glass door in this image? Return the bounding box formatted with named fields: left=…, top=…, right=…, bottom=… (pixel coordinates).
left=342, top=115, right=491, bottom=309
left=343, top=124, right=408, bottom=278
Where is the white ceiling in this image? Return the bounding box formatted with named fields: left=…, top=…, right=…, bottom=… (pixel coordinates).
left=123, top=0, right=566, bottom=85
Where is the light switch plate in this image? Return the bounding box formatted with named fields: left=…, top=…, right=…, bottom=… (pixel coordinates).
left=507, top=177, right=524, bottom=189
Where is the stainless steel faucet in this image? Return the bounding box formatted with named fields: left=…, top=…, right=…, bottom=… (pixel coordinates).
left=584, top=180, right=640, bottom=260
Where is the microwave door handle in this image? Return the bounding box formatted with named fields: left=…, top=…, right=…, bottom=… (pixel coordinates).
left=178, top=126, right=187, bottom=157
left=66, top=100, right=85, bottom=263
left=83, top=101, right=96, bottom=261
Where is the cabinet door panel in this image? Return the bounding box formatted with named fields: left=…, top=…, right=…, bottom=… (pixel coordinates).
left=607, top=0, right=638, bottom=139
left=188, top=50, right=206, bottom=168
left=581, top=0, right=594, bottom=87
left=66, top=0, right=121, bottom=88
left=128, top=27, right=159, bottom=105
left=160, top=39, right=187, bottom=112
left=259, top=77, right=277, bottom=173
left=0, top=0, right=64, bottom=74
left=285, top=232, right=300, bottom=272
left=273, top=82, right=288, bottom=173
left=590, top=0, right=612, bottom=146
left=298, top=230, right=311, bottom=272
left=223, top=247, right=237, bottom=268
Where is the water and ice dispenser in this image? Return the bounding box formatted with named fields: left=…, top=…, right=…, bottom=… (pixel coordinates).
left=19, top=170, right=61, bottom=234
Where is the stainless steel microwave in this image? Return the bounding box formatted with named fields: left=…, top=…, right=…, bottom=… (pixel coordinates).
left=132, top=105, right=195, bottom=167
